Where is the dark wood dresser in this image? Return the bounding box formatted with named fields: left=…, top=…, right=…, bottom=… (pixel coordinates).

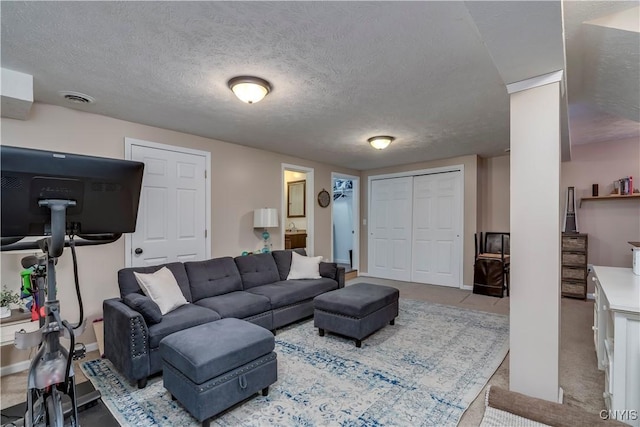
left=561, top=233, right=588, bottom=299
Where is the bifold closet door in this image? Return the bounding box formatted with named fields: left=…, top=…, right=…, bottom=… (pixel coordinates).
left=368, top=177, right=413, bottom=281
left=411, top=172, right=462, bottom=287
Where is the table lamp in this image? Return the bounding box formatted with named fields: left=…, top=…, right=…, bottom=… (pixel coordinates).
left=253, top=208, right=278, bottom=252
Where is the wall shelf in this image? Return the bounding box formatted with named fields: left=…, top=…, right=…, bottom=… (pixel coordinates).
left=579, top=193, right=640, bottom=207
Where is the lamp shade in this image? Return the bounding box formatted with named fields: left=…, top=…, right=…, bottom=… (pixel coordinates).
left=254, top=208, right=278, bottom=228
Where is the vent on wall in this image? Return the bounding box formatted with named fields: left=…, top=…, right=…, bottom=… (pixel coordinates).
left=58, top=91, right=95, bottom=104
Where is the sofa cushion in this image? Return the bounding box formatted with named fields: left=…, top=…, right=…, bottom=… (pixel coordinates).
left=272, top=249, right=306, bottom=281
left=247, top=278, right=338, bottom=309
left=287, top=252, right=322, bottom=280
left=123, top=293, right=162, bottom=325
left=194, top=291, right=271, bottom=319
left=134, top=267, right=189, bottom=315
left=234, top=253, right=280, bottom=289
left=148, top=304, right=220, bottom=349
left=118, top=262, right=192, bottom=302
left=185, top=257, right=243, bottom=302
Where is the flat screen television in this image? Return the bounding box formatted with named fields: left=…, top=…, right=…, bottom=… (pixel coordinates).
left=1, top=145, right=144, bottom=240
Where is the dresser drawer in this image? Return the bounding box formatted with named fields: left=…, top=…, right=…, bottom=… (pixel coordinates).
left=562, top=252, right=586, bottom=266
left=561, top=280, right=585, bottom=298
left=562, top=235, right=587, bottom=252
left=562, top=266, right=586, bottom=281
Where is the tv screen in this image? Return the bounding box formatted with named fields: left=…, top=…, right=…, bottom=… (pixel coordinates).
left=1, top=145, right=144, bottom=238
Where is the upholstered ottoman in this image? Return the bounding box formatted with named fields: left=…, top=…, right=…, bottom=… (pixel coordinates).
left=313, top=283, right=399, bottom=347
left=160, top=318, right=277, bottom=426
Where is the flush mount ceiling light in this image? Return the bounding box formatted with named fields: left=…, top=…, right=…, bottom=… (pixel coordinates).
left=368, top=136, right=395, bottom=150
left=228, top=76, right=271, bottom=104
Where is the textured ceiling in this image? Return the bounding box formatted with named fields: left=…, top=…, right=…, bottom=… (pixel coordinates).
left=1, top=1, right=638, bottom=170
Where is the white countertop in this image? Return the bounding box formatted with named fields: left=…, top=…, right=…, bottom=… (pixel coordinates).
left=593, top=266, right=640, bottom=314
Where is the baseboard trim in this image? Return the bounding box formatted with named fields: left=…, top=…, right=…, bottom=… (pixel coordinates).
left=1, top=342, right=98, bottom=377
left=558, top=386, right=564, bottom=403
left=461, top=285, right=473, bottom=291
left=587, top=293, right=595, bottom=300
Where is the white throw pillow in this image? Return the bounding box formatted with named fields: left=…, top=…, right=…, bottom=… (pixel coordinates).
left=133, top=267, right=188, bottom=315
left=287, top=251, right=323, bottom=280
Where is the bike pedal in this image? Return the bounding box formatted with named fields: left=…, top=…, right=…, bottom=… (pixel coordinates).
left=72, top=343, right=86, bottom=360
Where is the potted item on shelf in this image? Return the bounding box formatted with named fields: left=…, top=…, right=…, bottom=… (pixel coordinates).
left=0, top=286, right=20, bottom=318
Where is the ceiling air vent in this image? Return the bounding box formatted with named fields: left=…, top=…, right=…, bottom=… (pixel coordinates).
left=58, top=91, right=95, bottom=104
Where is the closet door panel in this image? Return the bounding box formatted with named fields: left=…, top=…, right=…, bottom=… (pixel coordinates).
left=412, top=172, right=462, bottom=286
left=369, top=177, right=412, bottom=281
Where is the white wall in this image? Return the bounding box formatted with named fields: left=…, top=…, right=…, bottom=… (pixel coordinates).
left=480, top=155, right=511, bottom=232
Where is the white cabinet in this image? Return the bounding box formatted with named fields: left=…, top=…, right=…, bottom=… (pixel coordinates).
left=592, top=266, right=640, bottom=426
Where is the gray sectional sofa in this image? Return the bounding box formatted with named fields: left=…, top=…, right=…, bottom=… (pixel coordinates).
left=103, top=249, right=345, bottom=387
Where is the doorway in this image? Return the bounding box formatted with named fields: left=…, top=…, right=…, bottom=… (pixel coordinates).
left=281, top=164, right=314, bottom=255
left=331, top=173, right=360, bottom=272
left=124, top=138, right=211, bottom=267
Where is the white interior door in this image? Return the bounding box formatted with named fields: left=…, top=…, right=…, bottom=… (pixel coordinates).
left=128, top=142, right=208, bottom=267
left=368, top=177, right=413, bottom=281
left=411, top=172, right=462, bottom=287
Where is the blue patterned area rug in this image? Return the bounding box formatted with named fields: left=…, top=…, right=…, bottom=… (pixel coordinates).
left=81, top=299, right=509, bottom=426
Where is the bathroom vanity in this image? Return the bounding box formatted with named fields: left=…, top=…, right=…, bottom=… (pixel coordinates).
left=284, top=231, right=307, bottom=249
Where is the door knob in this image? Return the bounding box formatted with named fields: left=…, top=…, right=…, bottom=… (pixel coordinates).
left=134, top=248, right=143, bottom=255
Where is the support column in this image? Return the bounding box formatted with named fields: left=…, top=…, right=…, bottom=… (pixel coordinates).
left=508, top=73, right=562, bottom=402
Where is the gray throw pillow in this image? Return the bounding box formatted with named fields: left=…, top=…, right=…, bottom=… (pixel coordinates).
left=123, top=293, right=163, bottom=325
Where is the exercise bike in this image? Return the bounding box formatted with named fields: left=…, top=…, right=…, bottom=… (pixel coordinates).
left=1, top=145, right=144, bottom=427
left=12, top=202, right=101, bottom=427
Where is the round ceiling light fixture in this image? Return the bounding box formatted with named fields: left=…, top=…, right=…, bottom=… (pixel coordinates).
left=228, top=76, right=271, bottom=104
left=368, top=135, right=395, bottom=150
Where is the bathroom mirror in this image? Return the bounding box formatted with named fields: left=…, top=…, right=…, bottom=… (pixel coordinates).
left=287, top=180, right=306, bottom=218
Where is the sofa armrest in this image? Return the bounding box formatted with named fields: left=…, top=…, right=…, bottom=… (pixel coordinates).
left=103, top=298, right=150, bottom=384
left=335, top=266, right=345, bottom=288
left=320, top=262, right=345, bottom=288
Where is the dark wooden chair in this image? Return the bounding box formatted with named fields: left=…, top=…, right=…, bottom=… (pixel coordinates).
left=473, top=232, right=510, bottom=297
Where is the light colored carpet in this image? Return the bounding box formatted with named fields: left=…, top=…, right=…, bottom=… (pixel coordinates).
left=81, top=299, right=509, bottom=426
left=1, top=278, right=605, bottom=427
